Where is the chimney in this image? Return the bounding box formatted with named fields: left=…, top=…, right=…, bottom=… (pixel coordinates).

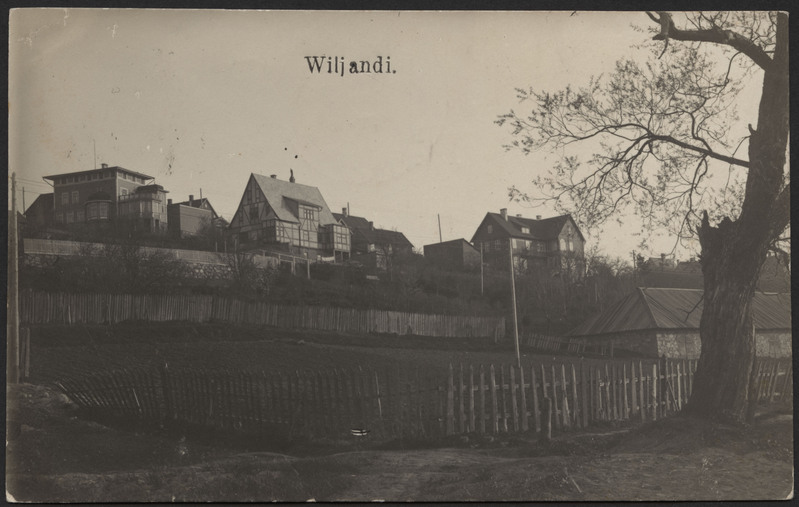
left=189, top=194, right=194, bottom=206
left=342, top=207, right=348, bottom=216
left=516, top=214, right=522, bottom=218
left=536, top=215, right=542, bottom=220
left=500, top=208, right=508, bottom=221
left=167, top=198, right=172, bottom=205
left=101, top=163, right=108, bottom=169
left=369, top=221, right=374, bottom=230
left=270, top=174, right=277, bottom=179
left=289, top=169, right=295, bottom=183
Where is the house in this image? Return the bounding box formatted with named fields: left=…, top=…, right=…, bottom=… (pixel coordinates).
left=167, top=194, right=219, bottom=238
left=42, top=163, right=168, bottom=233
left=423, top=238, right=481, bottom=270
left=470, top=209, right=585, bottom=275
left=227, top=171, right=350, bottom=261
left=333, top=208, right=414, bottom=270
left=567, top=287, right=791, bottom=359
left=23, top=193, right=54, bottom=229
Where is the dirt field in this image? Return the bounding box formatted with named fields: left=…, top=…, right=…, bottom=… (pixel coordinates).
left=7, top=324, right=794, bottom=502
left=6, top=382, right=793, bottom=502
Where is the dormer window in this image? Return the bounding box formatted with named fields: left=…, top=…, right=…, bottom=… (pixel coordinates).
left=521, top=227, right=530, bottom=234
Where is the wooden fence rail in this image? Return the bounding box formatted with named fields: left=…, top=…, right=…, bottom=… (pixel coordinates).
left=20, top=291, right=506, bottom=339
left=55, top=358, right=792, bottom=441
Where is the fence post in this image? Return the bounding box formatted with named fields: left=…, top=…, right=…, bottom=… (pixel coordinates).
left=446, top=364, right=455, bottom=435
left=651, top=363, right=658, bottom=421
left=479, top=365, right=486, bottom=434
left=580, top=362, right=588, bottom=429
left=458, top=364, right=466, bottom=434
left=543, top=397, right=552, bottom=442
left=510, top=365, right=520, bottom=432
left=468, top=365, right=475, bottom=433
left=489, top=364, right=499, bottom=434
left=530, top=365, right=541, bottom=434
left=519, top=364, right=528, bottom=432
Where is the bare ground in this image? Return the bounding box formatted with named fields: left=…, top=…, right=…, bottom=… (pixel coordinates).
left=6, top=382, right=793, bottom=502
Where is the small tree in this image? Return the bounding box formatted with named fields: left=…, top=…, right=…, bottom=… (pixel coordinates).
left=497, top=12, right=788, bottom=423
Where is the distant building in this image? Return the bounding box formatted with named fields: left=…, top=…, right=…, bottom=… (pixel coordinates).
left=568, top=287, right=791, bottom=359
left=167, top=194, right=219, bottom=238
left=23, top=193, right=54, bottom=229
left=423, top=238, right=480, bottom=270
left=227, top=171, right=350, bottom=261
left=41, top=164, right=168, bottom=233
left=470, top=209, right=585, bottom=276
left=333, top=208, right=414, bottom=270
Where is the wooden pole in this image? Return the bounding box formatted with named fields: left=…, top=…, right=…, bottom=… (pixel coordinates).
left=509, top=239, right=521, bottom=370
left=8, top=172, right=20, bottom=385
left=480, top=243, right=484, bottom=296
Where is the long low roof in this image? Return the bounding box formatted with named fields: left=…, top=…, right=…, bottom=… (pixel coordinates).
left=568, top=287, right=791, bottom=336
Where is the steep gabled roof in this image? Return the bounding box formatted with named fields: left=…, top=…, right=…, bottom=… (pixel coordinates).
left=568, top=287, right=792, bottom=336
left=333, top=213, right=372, bottom=231
left=471, top=212, right=584, bottom=242
left=354, top=228, right=414, bottom=250
left=24, top=193, right=54, bottom=215
left=251, top=173, right=337, bottom=225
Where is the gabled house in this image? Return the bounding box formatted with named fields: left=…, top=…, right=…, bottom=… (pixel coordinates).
left=228, top=172, right=350, bottom=261
left=470, top=209, right=585, bottom=275
left=567, top=287, right=791, bottom=359
left=167, top=194, right=220, bottom=238
left=333, top=208, right=414, bottom=270
left=423, top=238, right=481, bottom=270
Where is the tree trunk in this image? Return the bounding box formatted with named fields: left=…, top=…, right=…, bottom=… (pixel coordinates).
left=684, top=13, right=789, bottom=424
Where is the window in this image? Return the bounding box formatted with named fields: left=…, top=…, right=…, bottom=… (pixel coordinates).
left=487, top=224, right=493, bottom=234
left=61, top=192, right=69, bottom=205
left=121, top=188, right=128, bottom=196
left=71, top=191, right=79, bottom=203
left=525, top=240, right=531, bottom=249
left=560, top=238, right=568, bottom=251
left=87, top=204, right=97, bottom=220
left=65, top=211, right=74, bottom=223
left=521, top=227, right=530, bottom=234
left=76, top=210, right=85, bottom=222
left=303, top=208, right=316, bottom=220
left=55, top=212, right=63, bottom=223
left=249, top=205, right=258, bottom=221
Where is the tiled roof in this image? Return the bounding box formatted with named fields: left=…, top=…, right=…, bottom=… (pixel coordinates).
left=251, top=173, right=337, bottom=226
left=568, top=287, right=791, bottom=336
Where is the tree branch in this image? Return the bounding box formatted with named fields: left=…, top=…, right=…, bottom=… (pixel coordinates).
left=650, top=11, right=774, bottom=71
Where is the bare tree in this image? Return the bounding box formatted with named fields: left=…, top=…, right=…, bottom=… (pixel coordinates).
left=497, top=12, right=788, bottom=423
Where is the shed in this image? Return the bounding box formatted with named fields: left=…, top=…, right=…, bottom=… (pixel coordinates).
left=567, top=287, right=791, bottom=358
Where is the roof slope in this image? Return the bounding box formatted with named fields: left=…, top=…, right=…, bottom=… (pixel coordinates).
left=472, top=213, right=584, bottom=242
left=332, top=213, right=372, bottom=231
left=355, top=228, right=414, bottom=250
left=251, top=174, right=337, bottom=225
left=568, top=287, right=791, bottom=336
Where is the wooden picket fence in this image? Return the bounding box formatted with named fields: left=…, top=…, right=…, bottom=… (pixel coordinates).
left=20, top=291, right=506, bottom=339
left=520, top=332, right=610, bottom=356
left=54, top=357, right=792, bottom=441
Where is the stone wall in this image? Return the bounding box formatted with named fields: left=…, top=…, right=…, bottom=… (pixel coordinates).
left=756, top=332, right=792, bottom=358
left=584, top=330, right=790, bottom=359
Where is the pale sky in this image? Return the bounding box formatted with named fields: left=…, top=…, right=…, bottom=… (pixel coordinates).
left=8, top=9, right=761, bottom=262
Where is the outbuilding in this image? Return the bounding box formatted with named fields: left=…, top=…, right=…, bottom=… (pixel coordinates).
left=567, top=287, right=791, bottom=359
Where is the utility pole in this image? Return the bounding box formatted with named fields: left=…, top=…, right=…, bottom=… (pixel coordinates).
left=509, top=238, right=521, bottom=370
left=8, top=173, right=20, bottom=384
left=437, top=214, right=442, bottom=243
left=480, top=243, right=484, bottom=296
